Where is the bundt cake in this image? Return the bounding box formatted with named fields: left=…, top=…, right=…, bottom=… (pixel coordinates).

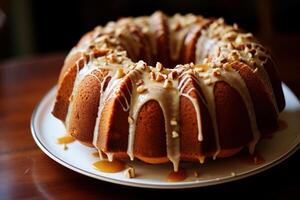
left=52, top=11, right=285, bottom=171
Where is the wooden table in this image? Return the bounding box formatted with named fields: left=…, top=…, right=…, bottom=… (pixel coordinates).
left=0, top=53, right=299, bottom=199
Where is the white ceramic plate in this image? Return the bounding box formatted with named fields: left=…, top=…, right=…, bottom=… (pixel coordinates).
left=31, top=84, right=300, bottom=189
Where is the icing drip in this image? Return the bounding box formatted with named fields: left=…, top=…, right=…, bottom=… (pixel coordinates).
left=65, top=54, right=90, bottom=130
left=106, top=152, right=114, bottom=162
left=201, top=81, right=220, bottom=159
left=178, top=73, right=206, bottom=142
left=98, top=149, right=104, bottom=160
left=178, top=66, right=221, bottom=159
left=126, top=63, right=181, bottom=171
left=92, top=68, right=126, bottom=147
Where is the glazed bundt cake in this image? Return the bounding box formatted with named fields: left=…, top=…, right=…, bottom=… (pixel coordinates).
left=52, top=11, right=285, bottom=171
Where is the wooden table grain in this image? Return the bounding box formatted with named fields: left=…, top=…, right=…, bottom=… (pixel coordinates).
left=0, top=52, right=299, bottom=199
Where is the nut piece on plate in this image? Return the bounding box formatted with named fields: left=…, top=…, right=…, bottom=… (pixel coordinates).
left=124, top=166, right=135, bottom=178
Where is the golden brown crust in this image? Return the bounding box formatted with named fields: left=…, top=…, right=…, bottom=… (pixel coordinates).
left=231, top=61, right=278, bottom=132
left=52, top=52, right=87, bottom=121
left=67, top=70, right=108, bottom=145
left=97, top=76, right=132, bottom=152
left=214, top=81, right=253, bottom=148
left=179, top=76, right=216, bottom=157
left=263, top=58, right=285, bottom=112
left=134, top=100, right=167, bottom=158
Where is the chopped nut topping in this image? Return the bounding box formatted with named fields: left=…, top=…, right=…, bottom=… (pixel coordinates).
left=163, top=79, right=173, bottom=89
left=150, top=71, right=156, bottom=81
left=193, top=171, right=200, bottom=177
left=235, top=36, right=243, bottom=44
left=231, top=172, right=236, bottom=177
left=155, top=62, right=163, bottom=72
left=170, top=118, right=178, bottom=126
left=136, top=61, right=146, bottom=70
left=223, top=31, right=237, bottom=41
left=115, top=68, right=125, bottom=79
left=128, top=116, right=134, bottom=124
left=107, top=53, right=118, bottom=63
left=172, top=131, right=179, bottom=138
left=247, top=52, right=253, bottom=58
left=92, top=49, right=110, bottom=58
left=124, top=166, right=135, bottom=179
left=156, top=73, right=165, bottom=82
left=198, top=156, right=205, bottom=164
left=253, top=68, right=258, bottom=73
left=137, top=85, right=147, bottom=93
left=194, top=64, right=208, bottom=72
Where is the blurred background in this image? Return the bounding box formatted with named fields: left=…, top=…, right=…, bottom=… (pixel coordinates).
left=0, top=0, right=299, bottom=68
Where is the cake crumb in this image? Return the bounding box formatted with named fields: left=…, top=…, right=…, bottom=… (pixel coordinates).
left=231, top=172, right=236, bottom=177
left=172, top=131, right=179, bottom=138
left=193, top=171, right=200, bottom=177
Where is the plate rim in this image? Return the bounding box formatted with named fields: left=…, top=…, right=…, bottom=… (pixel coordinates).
left=30, top=84, right=300, bottom=189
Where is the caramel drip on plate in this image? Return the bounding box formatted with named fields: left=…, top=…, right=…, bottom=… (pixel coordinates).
left=92, top=160, right=126, bottom=173
left=166, top=168, right=187, bottom=182
left=57, top=135, right=75, bottom=144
